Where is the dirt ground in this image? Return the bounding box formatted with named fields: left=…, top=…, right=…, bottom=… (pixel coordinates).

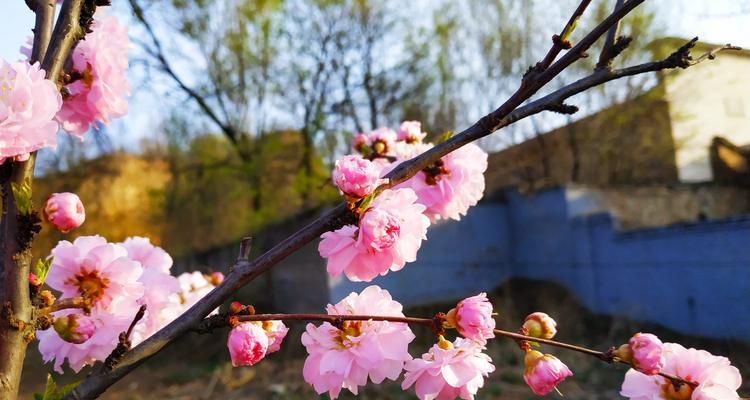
left=19, top=279, right=750, bottom=399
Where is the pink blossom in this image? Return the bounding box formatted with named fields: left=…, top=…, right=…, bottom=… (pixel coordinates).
left=56, top=10, right=130, bottom=137
left=52, top=313, right=95, bottom=344
left=37, top=309, right=136, bottom=373
left=621, top=343, right=742, bottom=400
left=397, top=121, right=426, bottom=143
left=400, top=143, right=487, bottom=221
left=302, top=286, right=415, bottom=398
left=333, top=155, right=385, bottom=199
left=628, top=333, right=665, bottom=376
left=263, top=320, right=289, bottom=354
left=523, top=350, right=573, bottom=396
left=170, top=271, right=221, bottom=315
left=228, top=322, right=269, bottom=367
left=523, top=312, right=557, bottom=340
left=44, top=192, right=85, bottom=233
left=0, top=60, right=62, bottom=163
left=120, top=237, right=181, bottom=344
left=448, top=293, right=495, bottom=344
left=318, top=188, right=430, bottom=282
left=402, top=337, right=495, bottom=400
left=368, top=127, right=398, bottom=156
left=45, top=235, right=144, bottom=313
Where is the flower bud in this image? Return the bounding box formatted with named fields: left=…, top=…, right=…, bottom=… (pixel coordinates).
left=352, top=133, right=369, bottom=153
left=227, top=322, right=269, bottom=367
left=523, top=350, right=573, bottom=396
left=229, top=301, right=245, bottom=315
left=28, top=272, right=41, bottom=288
left=333, top=155, right=384, bottom=199
left=523, top=312, right=557, bottom=340
left=53, top=314, right=95, bottom=344
left=628, top=333, right=664, bottom=376
left=44, top=192, right=85, bottom=233
left=208, top=272, right=224, bottom=286
left=448, top=293, right=496, bottom=344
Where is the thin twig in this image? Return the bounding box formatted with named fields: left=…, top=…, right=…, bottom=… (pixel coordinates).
left=596, top=0, right=624, bottom=70
left=227, top=313, right=699, bottom=388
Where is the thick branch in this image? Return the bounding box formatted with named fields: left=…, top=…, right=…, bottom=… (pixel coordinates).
left=41, top=0, right=85, bottom=85
left=65, top=6, right=737, bottom=399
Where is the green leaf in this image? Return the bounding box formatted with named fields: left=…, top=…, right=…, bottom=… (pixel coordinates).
left=11, top=177, right=32, bottom=215
left=561, top=16, right=580, bottom=42
left=33, top=257, right=54, bottom=285
left=33, top=374, right=81, bottom=400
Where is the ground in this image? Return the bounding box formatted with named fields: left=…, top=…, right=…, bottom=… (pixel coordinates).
left=20, top=279, right=750, bottom=399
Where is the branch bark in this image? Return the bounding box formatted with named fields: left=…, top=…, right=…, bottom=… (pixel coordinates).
left=0, top=1, right=97, bottom=397
left=64, top=3, right=741, bottom=399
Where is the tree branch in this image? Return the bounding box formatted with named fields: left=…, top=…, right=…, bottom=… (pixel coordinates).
left=198, top=312, right=699, bottom=389
left=128, top=0, right=241, bottom=145
left=64, top=4, right=740, bottom=399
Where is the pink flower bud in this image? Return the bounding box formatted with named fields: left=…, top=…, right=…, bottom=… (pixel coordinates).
left=333, top=155, right=385, bottom=199
left=209, top=272, right=224, bottom=286
left=53, top=314, right=95, bottom=344
left=44, top=192, right=85, bottom=233
left=447, top=293, right=495, bottom=344
left=628, top=333, right=665, bottom=376
left=524, top=350, right=573, bottom=396
left=28, top=272, right=41, bottom=288
left=229, top=301, right=245, bottom=315
left=227, top=322, right=268, bottom=367
left=523, top=312, right=557, bottom=340
left=352, top=133, right=369, bottom=153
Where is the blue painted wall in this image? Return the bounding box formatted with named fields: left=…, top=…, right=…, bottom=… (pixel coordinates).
left=330, top=188, right=750, bottom=341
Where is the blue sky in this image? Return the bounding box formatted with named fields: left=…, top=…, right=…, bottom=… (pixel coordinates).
left=1, top=1, right=748, bottom=150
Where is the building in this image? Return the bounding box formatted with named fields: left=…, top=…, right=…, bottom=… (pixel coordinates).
left=486, top=38, right=750, bottom=193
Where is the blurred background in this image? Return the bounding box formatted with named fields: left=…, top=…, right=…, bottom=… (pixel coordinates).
left=3, top=0, right=750, bottom=398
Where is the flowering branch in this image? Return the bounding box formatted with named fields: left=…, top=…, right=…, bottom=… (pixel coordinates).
left=218, top=312, right=696, bottom=389
left=63, top=2, right=742, bottom=398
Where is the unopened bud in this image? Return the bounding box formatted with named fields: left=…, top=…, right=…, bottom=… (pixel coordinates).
left=209, top=272, right=224, bottom=286
left=28, top=272, right=41, bottom=288
left=44, top=192, right=85, bottom=233
left=522, top=312, right=557, bottom=340
left=53, top=314, right=95, bottom=344
left=229, top=301, right=245, bottom=315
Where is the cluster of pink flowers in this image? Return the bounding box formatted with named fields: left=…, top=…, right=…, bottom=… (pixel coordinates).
left=0, top=60, right=62, bottom=163
left=302, top=286, right=415, bottom=398
left=56, top=10, right=130, bottom=136
left=320, top=121, right=487, bottom=282
left=37, top=236, right=223, bottom=372
left=621, top=342, right=742, bottom=400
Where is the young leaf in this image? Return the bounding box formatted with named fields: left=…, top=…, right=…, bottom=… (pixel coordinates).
left=11, top=177, right=33, bottom=215
left=33, top=257, right=54, bottom=285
